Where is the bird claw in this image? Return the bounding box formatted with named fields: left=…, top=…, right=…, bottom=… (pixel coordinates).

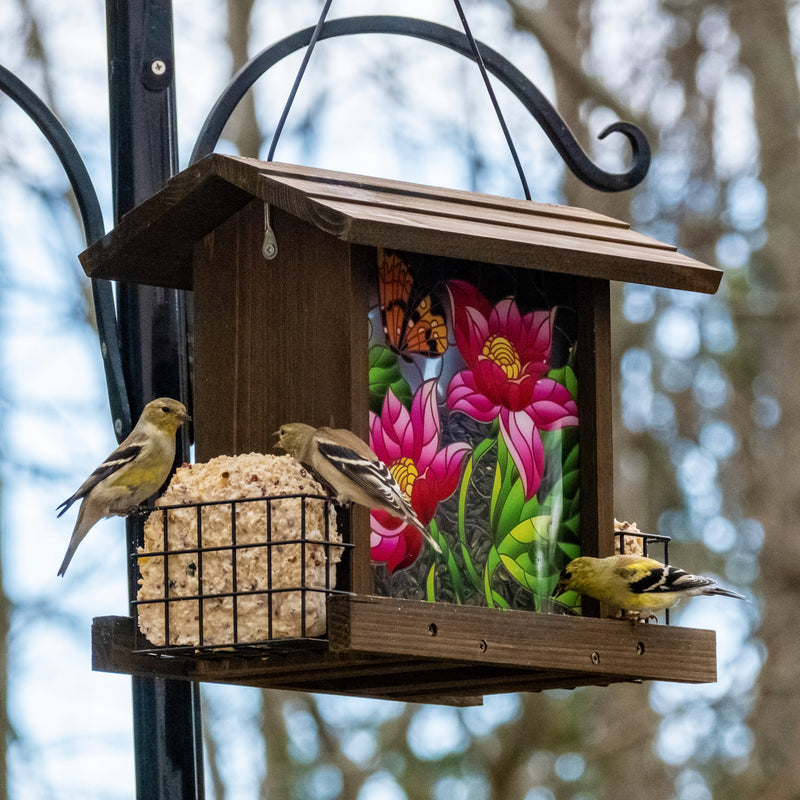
left=618, top=610, right=656, bottom=624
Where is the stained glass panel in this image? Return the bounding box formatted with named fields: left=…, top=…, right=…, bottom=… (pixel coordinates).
left=367, top=248, right=580, bottom=612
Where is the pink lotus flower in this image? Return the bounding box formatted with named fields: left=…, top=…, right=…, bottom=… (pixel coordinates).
left=446, top=280, right=578, bottom=501
left=370, top=379, right=470, bottom=572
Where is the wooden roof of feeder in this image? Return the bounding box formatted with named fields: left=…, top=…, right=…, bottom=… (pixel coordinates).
left=80, top=154, right=722, bottom=294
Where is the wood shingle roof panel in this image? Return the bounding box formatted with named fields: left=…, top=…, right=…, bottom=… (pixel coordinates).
left=80, top=154, right=721, bottom=295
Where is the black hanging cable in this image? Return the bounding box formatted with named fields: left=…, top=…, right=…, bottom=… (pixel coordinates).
left=267, top=0, right=333, bottom=161
left=452, top=0, right=531, bottom=200
left=268, top=1, right=532, bottom=199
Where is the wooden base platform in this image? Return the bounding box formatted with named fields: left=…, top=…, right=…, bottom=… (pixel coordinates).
left=93, top=595, right=716, bottom=706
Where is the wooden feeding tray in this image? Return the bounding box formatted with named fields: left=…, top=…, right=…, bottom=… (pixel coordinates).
left=93, top=601, right=716, bottom=706
left=82, top=156, right=722, bottom=703
left=92, top=520, right=717, bottom=705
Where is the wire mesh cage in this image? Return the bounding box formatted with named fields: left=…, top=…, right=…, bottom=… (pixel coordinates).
left=615, top=527, right=670, bottom=560
left=131, top=493, right=352, bottom=655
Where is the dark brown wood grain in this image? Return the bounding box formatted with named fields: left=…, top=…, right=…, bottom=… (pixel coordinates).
left=80, top=154, right=722, bottom=295
left=192, top=199, right=373, bottom=591
left=326, top=595, right=716, bottom=684
left=93, top=598, right=716, bottom=706
left=193, top=200, right=364, bottom=458
left=577, top=279, right=615, bottom=561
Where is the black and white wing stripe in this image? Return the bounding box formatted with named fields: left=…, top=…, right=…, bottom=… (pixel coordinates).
left=55, top=444, right=143, bottom=516
left=316, top=440, right=406, bottom=513
left=629, top=565, right=714, bottom=595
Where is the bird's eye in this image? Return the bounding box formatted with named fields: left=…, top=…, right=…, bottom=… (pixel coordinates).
left=161, top=406, right=170, bottom=414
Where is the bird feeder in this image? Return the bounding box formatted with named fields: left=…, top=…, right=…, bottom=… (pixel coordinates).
left=84, top=155, right=722, bottom=705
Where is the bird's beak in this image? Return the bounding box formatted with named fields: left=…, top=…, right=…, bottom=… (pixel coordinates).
left=181, top=412, right=192, bottom=423
left=552, top=578, right=567, bottom=597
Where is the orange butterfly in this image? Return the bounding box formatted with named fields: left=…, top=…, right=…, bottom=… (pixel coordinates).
left=378, top=248, right=448, bottom=362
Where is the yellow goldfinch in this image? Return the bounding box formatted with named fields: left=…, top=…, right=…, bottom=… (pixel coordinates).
left=56, top=398, right=190, bottom=576
left=275, top=422, right=442, bottom=554
left=553, top=554, right=746, bottom=618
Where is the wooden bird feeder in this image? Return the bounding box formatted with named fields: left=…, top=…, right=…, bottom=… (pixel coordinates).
left=83, top=155, right=722, bottom=705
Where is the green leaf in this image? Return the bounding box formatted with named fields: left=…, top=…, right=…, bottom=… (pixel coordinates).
left=426, top=563, right=436, bottom=602
left=547, top=364, right=578, bottom=401
left=563, top=440, right=580, bottom=473
left=560, top=469, right=580, bottom=498
left=500, top=554, right=531, bottom=589
left=458, top=437, right=495, bottom=593
left=558, top=541, right=581, bottom=561
left=484, top=546, right=510, bottom=608
left=368, top=345, right=412, bottom=413
left=430, top=518, right=465, bottom=604
left=515, top=514, right=550, bottom=543
left=525, top=571, right=562, bottom=598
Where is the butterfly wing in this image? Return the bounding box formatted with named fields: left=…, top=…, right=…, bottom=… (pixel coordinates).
left=401, top=293, right=448, bottom=359
left=378, top=248, right=447, bottom=362
left=378, top=248, right=414, bottom=359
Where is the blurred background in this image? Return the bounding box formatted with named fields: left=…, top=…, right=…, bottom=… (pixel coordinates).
left=0, top=0, right=788, bottom=798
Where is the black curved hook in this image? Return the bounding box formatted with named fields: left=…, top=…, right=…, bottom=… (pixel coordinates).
left=191, top=15, right=649, bottom=193
left=0, top=64, right=132, bottom=436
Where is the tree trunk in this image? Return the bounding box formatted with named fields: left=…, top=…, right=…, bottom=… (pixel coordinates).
left=727, top=2, right=800, bottom=797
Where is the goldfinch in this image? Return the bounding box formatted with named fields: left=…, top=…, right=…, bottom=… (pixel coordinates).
left=275, top=422, right=442, bottom=554
left=56, top=398, right=190, bottom=576
left=553, top=554, right=746, bottom=618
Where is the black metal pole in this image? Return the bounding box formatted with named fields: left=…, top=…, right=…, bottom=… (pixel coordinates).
left=106, top=1, right=203, bottom=798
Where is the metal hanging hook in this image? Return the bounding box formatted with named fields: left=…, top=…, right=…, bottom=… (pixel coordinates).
left=262, top=203, right=278, bottom=260
left=191, top=16, right=651, bottom=195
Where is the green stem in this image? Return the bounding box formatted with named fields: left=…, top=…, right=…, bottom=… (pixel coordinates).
left=427, top=519, right=464, bottom=603
left=457, top=435, right=496, bottom=591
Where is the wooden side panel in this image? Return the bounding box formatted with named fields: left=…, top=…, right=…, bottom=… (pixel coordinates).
left=192, top=200, right=372, bottom=593
left=193, top=200, right=368, bottom=457
left=327, top=595, right=717, bottom=684
left=577, top=279, right=615, bottom=560
left=193, top=199, right=261, bottom=457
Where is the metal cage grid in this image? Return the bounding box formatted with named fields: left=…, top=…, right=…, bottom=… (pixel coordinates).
left=130, top=494, right=353, bottom=655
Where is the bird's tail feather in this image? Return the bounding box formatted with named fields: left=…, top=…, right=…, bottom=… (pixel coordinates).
left=57, top=509, right=92, bottom=577
left=712, top=586, right=747, bottom=600
left=421, top=528, right=442, bottom=555
left=57, top=537, right=83, bottom=577
left=55, top=495, right=78, bottom=518
left=406, top=514, right=442, bottom=554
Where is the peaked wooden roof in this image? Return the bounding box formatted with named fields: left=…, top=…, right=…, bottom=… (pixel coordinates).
left=80, top=154, right=722, bottom=294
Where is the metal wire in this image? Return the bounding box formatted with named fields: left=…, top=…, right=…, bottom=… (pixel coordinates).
left=452, top=0, right=531, bottom=200
left=266, top=0, right=333, bottom=162
left=132, top=494, right=353, bottom=655
left=265, top=1, right=531, bottom=199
